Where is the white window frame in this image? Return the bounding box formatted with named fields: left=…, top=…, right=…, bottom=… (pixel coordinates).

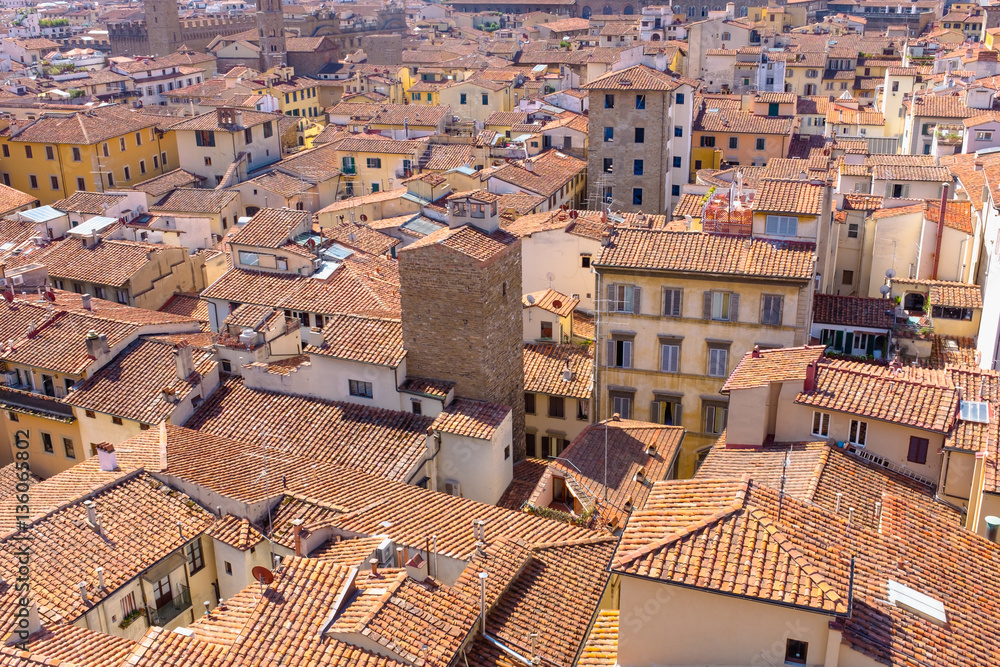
left=765, top=214, right=797, bottom=236
left=711, top=291, right=731, bottom=321
left=848, top=419, right=868, bottom=447
left=708, top=347, right=728, bottom=377
left=661, top=343, right=680, bottom=373
left=812, top=411, right=830, bottom=437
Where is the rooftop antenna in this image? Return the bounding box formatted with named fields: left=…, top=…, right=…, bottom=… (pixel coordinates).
left=776, top=450, right=789, bottom=523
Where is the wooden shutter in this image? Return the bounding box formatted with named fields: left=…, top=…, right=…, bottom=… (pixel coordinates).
left=606, top=284, right=615, bottom=311
left=703, top=291, right=713, bottom=319
left=606, top=339, right=615, bottom=367
left=651, top=401, right=661, bottom=423
left=622, top=340, right=632, bottom=369
left=729, top=293, right=740, bottom=322
left=775, top=295, right=783, bottom=325
left=631, top=286, right=641, bottom=314
left=844, top=331, right=853, bottom=355
left=664, top=288, right=682, bottom=317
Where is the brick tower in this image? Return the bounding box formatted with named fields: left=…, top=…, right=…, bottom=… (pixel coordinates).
left=143, top=0, right=181, bottom=56
left=398, top=191, right=526, bottom=459
left=257, top=0, right=287, bottom=70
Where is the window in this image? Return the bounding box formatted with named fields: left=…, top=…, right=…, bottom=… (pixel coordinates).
left=605, top=94, right=615, bottom=108
left=371, top=182, right=380, bottom=193
left=651, top=395, right=681, bottom=425
left=29, top=175, right=38, bottom=190
left=107, top=173, right=114, bottom=187
left=706, top=291, right=736, bottom=321
left=610, top=392, right=633, bottom=419
left=635, top=94, right=645, bottom=109
left=85, top=410, right=95, bottom=418
left=674, top=126, right=682, bottom=137
left=366, top=157, right=382, bottom=169
left=1, top=174, right=8, bottom=186
left=119, top=137, right=126, bottom=152
left=632, top=188, right=643, bottom=206
left=50, top=176, right=59, bottom=190
left=116, top=290, right=128, bottom=305
left=581, top=255, right=591, bottom=268
left=1, top=145, right=6, bottom=158
left=6, top=411, right=17, bottom=422
left=785, top=640, right=808, bottom=665
left=601, top=327, right=634, bottom=366
left=700, top=136, right=715, bottom=147
left=708, top=346, right=728, bottom=377
left=634, top=127, right=644, bottom=143
left=45, top=145, right=54, bottom=160
left=603, top=158, right=614, bottom=173
left=24, top=146, right=32, bottom=159
left=755, top=138, right=765, bottom=151
left=978, top=131, right=994, bottom=141
left=812, top=411, right=830, bottom=437
left=676, top=92, right=685, bottom=104
left=195, top=130, right=215, bottom=147
left=123, top=166, right=131, bottom=181
left=933, top=305, right=974, bottom=320
left=728, top=136, right=738, bottom=149
left=153, top=155, right=159, bottom=169
left=761, top=295, right=783, bottom=326
left=907, top=436, right=929, bottom=464
left=635, top=159, right=645, bottom=175
left=541, top=321, right=553, bottom=339
left=671, top=185, right=680, bottom=197
left=41, top=432, right=53, bottom=453
left=263, top=121, right=273, bottom=138
left=221, top=359, right=232, bottom=373
left=64, top=438, right=75, bottom=459
left=849, top=419, right=868, bottom=447
left=765, top=215, right=797, bottom=236
left=112, top=416, right=123, bottom=425
left=892, top=183, right=909, bottom=198
left=460, top=93, right=467, bottom=104
left=549, top=396, right=565, bottom=418
left=604, top=127, right=614, bottom=142
left=607, top=284, right=640, bottom=313
left=703, top=401, right=727, bottom=434
left=661, top=342, right=680, bottom=373
left=121, top=592, right=136, bottom=617
left=662, top=287, right=682, bottom=317
left=102, top=143, right=110, bottom=158
left=847, top=222, right=859, bottom=238
left=576, top=399, right=589, bottom=421
left=186, top=538, right=205, bottom=573
left=349, top=379, right=373, bottom=398
left=671, top=156, right=681, bottom=169
left=139, top=160, right=146, bottom=175
left=224, top=561, right=233, bottom=575
left=481, top=93, right=488, bottom=105
left=891, top=80, right=899, bottom=92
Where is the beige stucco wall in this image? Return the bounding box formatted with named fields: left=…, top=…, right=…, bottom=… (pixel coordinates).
left=521, top=228, right=600, bottom=312
left=435, top=412, right=513, bottom=506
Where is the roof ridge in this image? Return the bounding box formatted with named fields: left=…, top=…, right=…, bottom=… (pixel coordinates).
left=748, top=508, right=848, bottom=614
left=613, top=480, right=749, bottom=569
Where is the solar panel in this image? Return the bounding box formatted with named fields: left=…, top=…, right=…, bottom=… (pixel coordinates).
left=960, top=400, right=990, bottom=424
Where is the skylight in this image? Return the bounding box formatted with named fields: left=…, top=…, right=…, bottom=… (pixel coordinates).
left=887, top=580, right=947, bottom=625
left=960, top=400, right=990, bottom=424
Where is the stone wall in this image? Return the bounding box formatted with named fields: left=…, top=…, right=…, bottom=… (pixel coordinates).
left=399, top=237, right=526, bottom=460
left=360, top=34, right=403, bottom=66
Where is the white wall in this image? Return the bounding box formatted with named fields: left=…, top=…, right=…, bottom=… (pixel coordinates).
left=435, top=411, right=513, bottom=505
left=521, top=227, right=599, bottom=311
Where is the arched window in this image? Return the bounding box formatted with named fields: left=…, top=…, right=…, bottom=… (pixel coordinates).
left=268, top=29, right=275, bottom=37
left=603, top=4, right=613, bottom=14
left=651, top=32, right=661, bottom=40
left=581, top=5, right=592, bottom=17
left=624, top=5, right=634, bottom=13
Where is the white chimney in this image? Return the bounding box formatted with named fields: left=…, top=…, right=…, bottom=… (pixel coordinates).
left=95, top=442, right=118, bottom=471
left=173, top=343, right=194, bottom=380
left=84, top=500, right=97, bottom=527
left=478, top=571, right=488, bottom=635
left=96, top=566, right=106, bottom=589
left=308, top=327, right=324, bottom=349
left=85, top=330, right=110, bottom=360
left=81, top=293, right=92, bottom=310
left=77, top=582, right=88, bottom=603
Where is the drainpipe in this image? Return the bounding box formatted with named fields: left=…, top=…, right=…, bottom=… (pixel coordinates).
left=965, top=448, right=988, bottom=533
left=932, top=182, right=949, bottom=280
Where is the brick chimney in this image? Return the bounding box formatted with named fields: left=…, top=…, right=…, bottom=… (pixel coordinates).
left=84, top=330, right=110, bottom=361
left=291, top=518, right=305, bottom=556
left=804, top=361, right=817, bottom=392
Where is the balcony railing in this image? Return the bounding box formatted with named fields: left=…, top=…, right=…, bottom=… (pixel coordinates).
left=147, top=584, right=191, bottom=627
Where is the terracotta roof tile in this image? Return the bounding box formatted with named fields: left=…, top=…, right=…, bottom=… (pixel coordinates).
left=431, top=398, right=510, bottom=439
left=305, top=314, right=404, bottom=367
left=722, top=345, right=826, bottom=392
left=812, top=294, right=895, bottom=329
left=893, top=278, right=983, bottom=309
left=522, top=342, right=593, bottom=399
left=753, top=178, right=825, bottom=215
left=229, top=207, right=311, bottom=248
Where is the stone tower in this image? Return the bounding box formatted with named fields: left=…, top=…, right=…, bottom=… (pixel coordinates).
left=143, top=0, right=181, bottom=56
left=398, top=191, right=526, bottom=459
left=257, top=0, right=287, bottom=70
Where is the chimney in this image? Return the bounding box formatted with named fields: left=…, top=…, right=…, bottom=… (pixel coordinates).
left=81, top=293, right=92, bottom=311
left=611, top=412, right=621, bottom=421
left=77, top=582, right=88, bottom=604
left=986, top=515, right=1000, bottom=543
left=96, top=566, right=106, bottom=589
left=524, top=159, right=534, bottom=172
left=561, top=361, right=573, bottom=382
left=177, top=521, right=184, bottom=541
left=931, top=183, right=949, bottom=281
left=234, top=110, right=244, bottom=128
left=478, top=571, right=488, bottom=635
left=291, top=518, right=305, bottom=557
left=975, top=161, right=984, bottom=171
left=7, top=600, right=40, bottom=640
left=751, top=344, right=761, bottom=358
left=173, top=343, right=194, bottom=380
left=369, top=557, right=379, bottom=577
left=84, top=500, right=97, bottom=527
left=804, top=361, right=817, bottom=392
left=85, top=330, right=110, bottom=360
left=726, top=1, right=734, bottom=18
left=95, top=442, right=117, bottom=472
left=308, top=327, right=324, bottom=349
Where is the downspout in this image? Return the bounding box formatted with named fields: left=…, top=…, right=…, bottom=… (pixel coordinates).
left=932, top=182, right=949, bottom=280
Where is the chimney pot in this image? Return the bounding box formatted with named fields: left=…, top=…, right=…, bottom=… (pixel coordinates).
left=308, top=327, right=324, bottom=349
left=291, top=518, right=305, bottom=557
left=173, top=343, right=194, bottom=380
left=804, top=361, right=817, bottom=392
left=96, top=566, right=105, bottom=589
left=478, top=571, right=488, bottom=635
left=95, top=442, right=117, bottom=471
left=369, top=557, right=379, bottom=576
left=751, top=344, right=761, bottom=358
left=986, top=515, right=1000, bottom=543
left=78, top=582, right=88, bottom=603
left=81, top=293, right=92, bottom=311
left=84, top=500, right=97, bottom=527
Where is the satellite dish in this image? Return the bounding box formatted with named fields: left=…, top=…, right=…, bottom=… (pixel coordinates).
left=552, top=299, right=563, bottom=309
left=546, top=272, right=556, bottom=281
left=885, top=268, right=896, bottom=279
left=880, top=285, right=891, bottom=296
left=560, top=204, right=568, bottom=211
left=360, top=214, right=368, bottom=222
left=569, top=210, right=578, bottom=219
left=251, top=566, right=275, bottom=585
left=525, top=295, right=536, bottom=305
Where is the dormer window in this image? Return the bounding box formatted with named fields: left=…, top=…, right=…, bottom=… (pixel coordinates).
left=453, top=201, right=467, bottom=217
left=471, top=203, right=486, bottom=219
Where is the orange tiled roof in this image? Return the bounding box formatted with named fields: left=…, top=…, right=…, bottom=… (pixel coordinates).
left=579, top=610, right=619, bottom=666
left=401, top=224, right=518, bottom=263
left=523, top=342, right=593, bottom=399
left=431, top=398, right=510, bottom=439
left=812, top=294, right=895, bottom=328
left=522, top=288, right=578, bottom=317
left=230, top=207, right=311, bottom=249
left=722, top=345, right=826, bottom=392
left=205, top=514, right=264, bottom=551
left=595, top=229, right=816, bottom=280
left=581, top=63, right=682, bottom=91
left=893, top=278, right=983, bottom=309
left=305, top=314, right=405, bottom=367
left=753, top=178, right=825, bottom=216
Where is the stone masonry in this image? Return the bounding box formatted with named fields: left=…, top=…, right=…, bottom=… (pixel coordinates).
left=399, top=235, right=526, bottom=460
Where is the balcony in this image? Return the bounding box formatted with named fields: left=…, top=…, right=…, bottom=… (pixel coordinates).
left=0, top=385, right=76, bottom=422
left=146, top=584, right=191, bottom=627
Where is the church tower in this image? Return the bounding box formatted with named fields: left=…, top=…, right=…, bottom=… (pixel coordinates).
left=257, top=0, right=287, bottom=70
left=143, top=0, right=181, bottom=57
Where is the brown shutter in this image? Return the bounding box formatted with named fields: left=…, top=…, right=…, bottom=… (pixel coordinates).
left=730, top=293, right=740, bottom=322
left=632, top=286, right=641, bottom=314
left=703, top=291, right=712, bottom=319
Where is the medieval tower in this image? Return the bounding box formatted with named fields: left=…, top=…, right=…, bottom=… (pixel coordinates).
left=257, top=0, right=287, bottom=70
left=143, top=0, right=182, bottom=56
left=398, top=191, right=526, bottom=461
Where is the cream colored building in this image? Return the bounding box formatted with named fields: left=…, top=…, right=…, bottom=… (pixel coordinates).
left=594, top=228, right=816, bottom=477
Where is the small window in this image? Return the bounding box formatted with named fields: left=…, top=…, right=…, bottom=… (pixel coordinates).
left=674, top=126, right=682, bottom=137
left=85, top=410, right=96, bottom=418
left=1, top=145, right=7, bottom=158
left=761, top=295, right=783, bottom=326
left=123, top=166, right=131, bottom=181
left=45, top=145, right=55, bottom=160
left=765, top=215, right=797, bottom=236
left=728, top=136, right=738, bottom=149
left=635, top=94, right=645, bottom=109
left=709, top=291, right=733, bottom=321
left=25, top=146, right=32, bottom=159
left=548, top=396, right=565, bottom=418
left=842, top=269, right=854, bottom=285
left=366, top=157, right=382, bottom=169
left=411, top=400, right=422, bottom=415
left=632, top=188, right=643, bottom=206
left=812, top=411, right=830, bottom=437
left=481, top=93, right=488, bottom=105
left=603, top=158, right=614, bottom=173
left=581, top=255, right=591, bottom=268
left=676, top=92, right=685, bottom=104
left=663, top=288, right=682, bottom=317
left=221, top=359, right=232, bottom=373
left=672, top=156, right=681, bottom=168
left=224, top=561, right=233, bottom=575
left=119, top=137, right=126, bottom=152
left=907, top=436, right=929, bottom=464
left=703, top=401, right=727, bottom=434
left=661, top=343, right=680, bottom=373
left=349, top=379, right=373, bottom=398
left=604, top=127, right=614, bottom=142
left=42, top=432, right=53, bottom=453
left=50, top=175, right=59, bottom=190
left=634, top=127, right=644, bottom=143
left=608, top=338, right=633, bottom=369
left=29, top=175, right=38, bottom=190
left=577, top=399, right=589, bottom=421
left=785, top=639, right=808, bottom=665
left=7, top=411, right=17, bottom=422
left=604, top=94, right=615, bottom=109
left=849, top=419, right=868, bottom=447
left=135, top=132, right=142, bottom=146
left=700, top=136, right=716, bottom=148
left=112, top=416, right=123, bottom=425
left=847, top=222, right=859, bottom=238
left=64, top=438, right=75, bottom=459
left=708, top=347, right=728, bottom=377
left=755, top=138, right=766, bottom=151
left=186, top=538, right=205, bottom=573
left=636, top=159, right=645, bottom=175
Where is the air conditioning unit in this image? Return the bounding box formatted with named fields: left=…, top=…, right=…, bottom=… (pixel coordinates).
left=375, top=536, right=393, bottom=564
left=444, top=479, right=462, bottom=497
left=10, top=275, right=23, bottom=286
left=4, top=372, right=17, bottom=386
